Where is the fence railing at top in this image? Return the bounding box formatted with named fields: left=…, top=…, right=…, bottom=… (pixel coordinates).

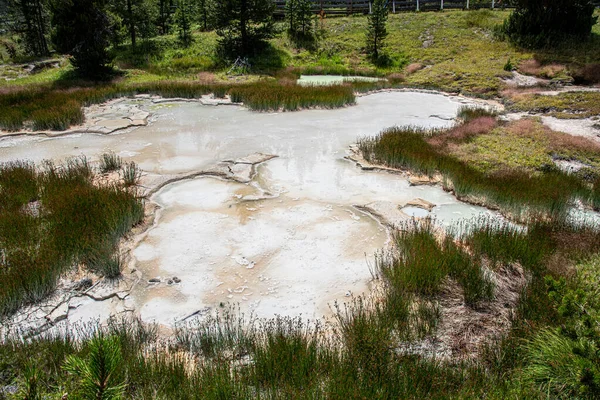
left=274, top=0, right=600, bottom=15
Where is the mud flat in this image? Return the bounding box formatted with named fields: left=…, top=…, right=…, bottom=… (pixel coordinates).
left=0, top=91, right=504, bottom=335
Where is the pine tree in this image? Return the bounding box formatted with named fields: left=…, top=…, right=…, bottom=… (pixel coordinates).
left=197, top=0, right=213, bottom=31
left=365, top=0, right=388, bottom=62
left=285, top=0, right=297, bottom=35
left=157, top=0, right=175, bottom=35
left=6, top=0, right=49, bottom=56
left=175, top=0, right=194, bottom=46
left=109, top=0, right=157, bottom=49
left=214, top=0, right=275, bottom=59
left=296, top=0, right=312, bottom=36
left=63, top=334, right=126, bottom=400
left=51, top=0, right=114, bottom=78
left=286, top=0, right=313, bottom=39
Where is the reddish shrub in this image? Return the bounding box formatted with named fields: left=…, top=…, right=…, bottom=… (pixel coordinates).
left=428, top=117, right=497, bottom=147
left=405, top=63, right=425, bottom=75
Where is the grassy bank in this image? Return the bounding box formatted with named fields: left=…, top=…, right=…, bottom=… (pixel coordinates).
left=0, top=81, right=357, bottom=131
left=358, top=112, right=600, bottom=220
left=507, top=91, right=600, bottom=118
left=3, top=212, right=600, bottom=398
left=0, top=158, right=144, bottom=318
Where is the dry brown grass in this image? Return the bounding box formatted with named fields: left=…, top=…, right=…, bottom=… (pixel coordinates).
left=544, top=252, right=576, bottom=279
left=427, top=117, right=498, bottom=148
left=278, top=77, right=298, bottom=86
left=508, top=117, right=600, bottom=155
left=573, top=63, right=600, bottom=85
left=386, top=72, right=405, bottom=84
left=500, top=87, right=546, bottom=101
left=405, top=63, right=425, bottom=75
left=197, top=72, right=217, bottom=84
left=433, top=263, right=526, bottom=360
left=519, top=59, right=566, bottom=79
left=505, top=118, right=538, bottom=136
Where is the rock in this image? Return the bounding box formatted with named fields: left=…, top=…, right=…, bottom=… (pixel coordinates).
left=355, top=201, right=411, bottom=228
left=148, top=278, right=161, bottom=283
left=173, top=276, right=181, bottom=283
left=550, top=76, right=574, bottom=86
left=167, top=279, right=173, bottom=285
left=232, top=256, right=252, bottom=266
left=554, top=159, right=590, bottom=173
left=404, top=198, right=436, bottom=212
left=503, top=71, right=546, bottom=88
left=29, top=59, right=61, bottom=73
left=0, top=384, right=18, bottom=395
left=408, top=175, right=439, bottom=186
left=22, top=200, right=41, bottom=217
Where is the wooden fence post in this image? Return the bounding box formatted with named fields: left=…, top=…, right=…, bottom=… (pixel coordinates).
left=416, top=0, right=419, bottom=11
left=492, top=0, right=495, bottom=8
left=466, top=0, right=469, bottom=9
left=393, top=0, right=396, bottom=13
left=369, top=1, right=372, bottom=13
left=441, top=0, right=444, bottom=10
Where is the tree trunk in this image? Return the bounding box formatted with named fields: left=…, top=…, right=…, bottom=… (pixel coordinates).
left=127, top=0, right=136, bottom=48
left=202, top=0, right=207, bottom=30
left=33, top=0, right=49, bottom=55
left=240, top=0, right=248, bottom=53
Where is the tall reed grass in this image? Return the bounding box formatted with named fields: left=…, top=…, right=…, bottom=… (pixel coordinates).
left=358, top=126, right=593, bottom=220
left=4, top=201, right=600, bottom=400
left=229, top=82, right=355, bottom=111
left=376, top=219, right=494, bottom=307
left=99, top=152, right=122, bottom=173
left=0, top=158, right=144, bottom=318
left=0, top=81, right=357, bottom=131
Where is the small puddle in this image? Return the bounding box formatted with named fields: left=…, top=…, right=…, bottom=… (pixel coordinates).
left=401, top=206, right=430, bottom=218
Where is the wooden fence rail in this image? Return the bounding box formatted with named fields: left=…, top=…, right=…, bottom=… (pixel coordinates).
left=274, top=0, right=600, bottom=15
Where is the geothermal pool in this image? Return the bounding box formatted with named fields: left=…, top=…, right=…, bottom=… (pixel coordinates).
left=1, top=91, right=501, bottom=329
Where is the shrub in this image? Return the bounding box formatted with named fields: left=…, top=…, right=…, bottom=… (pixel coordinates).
left=99, top=152, right=123, bottom=173
left=573, top=63, right=600, bottom=85
left=121, top=162, right=142, bottom=186
left=523, top=329, right=600, bottom=398
left=503, top=0, right=598, bottom=48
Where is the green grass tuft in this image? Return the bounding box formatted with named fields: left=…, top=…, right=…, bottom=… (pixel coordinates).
left=0, top=157, right=143, bottom=317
